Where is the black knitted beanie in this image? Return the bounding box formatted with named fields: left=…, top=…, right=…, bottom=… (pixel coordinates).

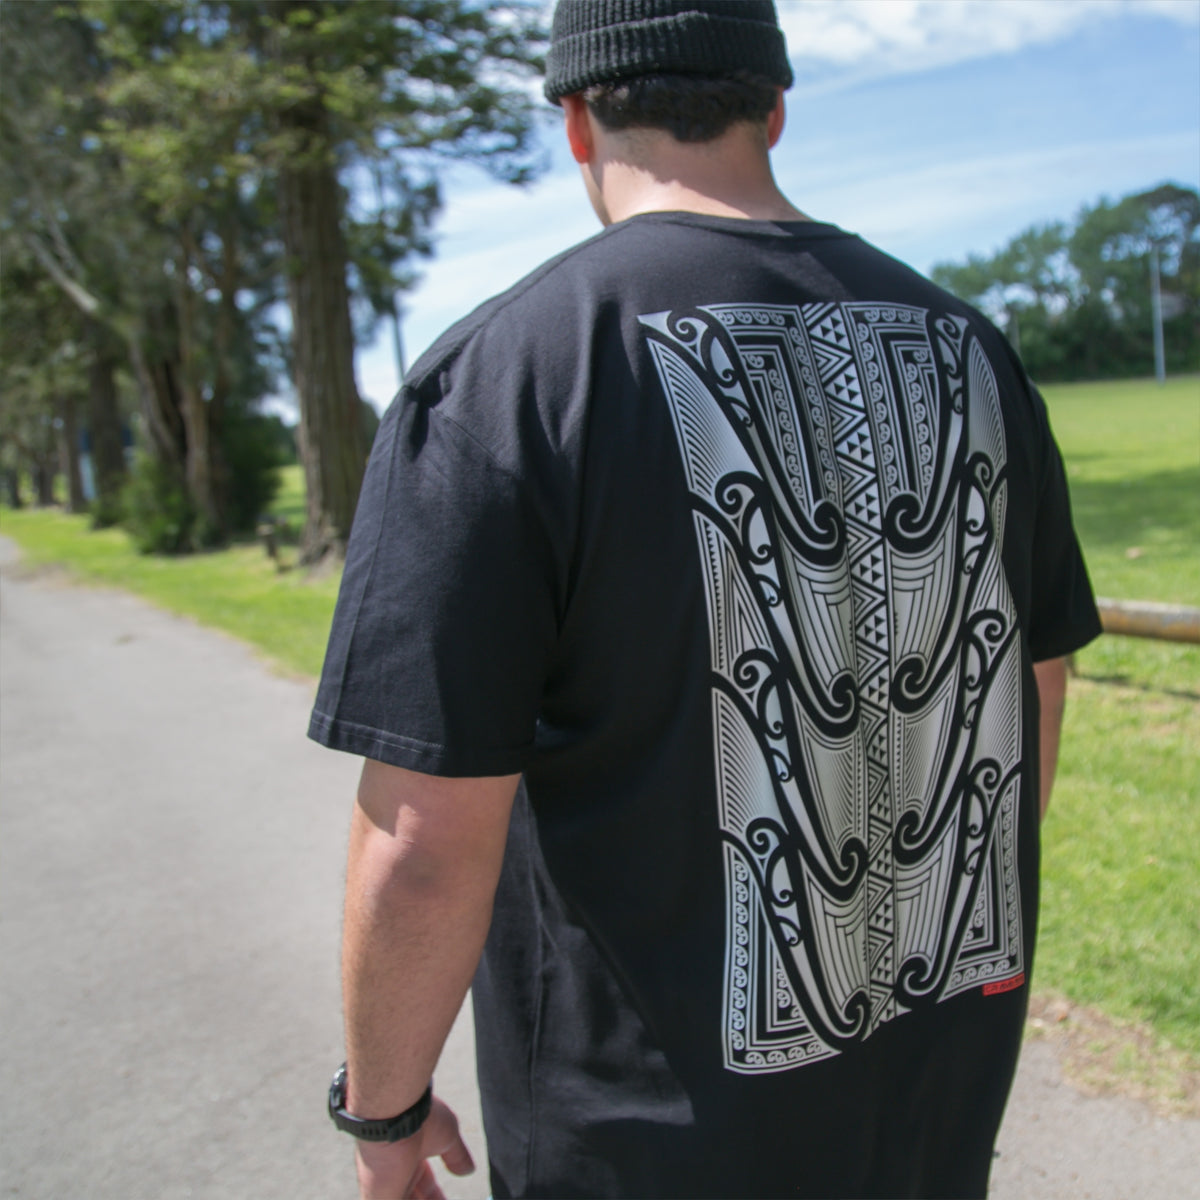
left=543, top=0, right=794, bottom=103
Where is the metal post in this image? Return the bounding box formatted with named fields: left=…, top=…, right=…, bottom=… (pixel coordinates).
left=1005, top=303, right=1021, bottom=356
left=373, top=165, right=407, bottom=387
left=390, top=302, right=407, bottom=387
left=1150, top=244, right=1166, bottom=384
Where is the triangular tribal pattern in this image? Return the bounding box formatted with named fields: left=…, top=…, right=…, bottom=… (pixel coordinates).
left=640, top=303, right=1024, bottom=1075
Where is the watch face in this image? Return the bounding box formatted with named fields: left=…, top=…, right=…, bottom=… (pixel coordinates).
left=330, top=1064, right=348, bottom=1105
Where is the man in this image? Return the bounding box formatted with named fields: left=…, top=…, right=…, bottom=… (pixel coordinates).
left=310, top=3, right=1101, bottom=1197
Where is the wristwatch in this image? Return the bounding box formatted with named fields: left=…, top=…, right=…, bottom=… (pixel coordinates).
left=327, top=1063, right=433, bottom=1142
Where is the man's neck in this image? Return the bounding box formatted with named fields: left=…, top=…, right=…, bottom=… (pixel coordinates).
left=608, top=179, right=808, bottom=223
left=589, top=123, right=808, bottom=226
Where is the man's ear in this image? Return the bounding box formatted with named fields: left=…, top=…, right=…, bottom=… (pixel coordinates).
left=767, top=90, right=786, bottom=149
left=562, top=94, right=595, bottom=165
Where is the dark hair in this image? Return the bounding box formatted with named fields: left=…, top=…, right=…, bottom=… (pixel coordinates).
left=582, top=72, right=778, bottom=143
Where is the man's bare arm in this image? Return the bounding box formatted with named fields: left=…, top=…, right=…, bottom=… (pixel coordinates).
left=342, top=759, right=519, bottom=1200
left=1033, top=656, right=1068, bottom=822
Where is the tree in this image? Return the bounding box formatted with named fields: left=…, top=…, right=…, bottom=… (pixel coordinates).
left=92, top=0, right=548, bottom=560
left=931, top=183, right=1200, bottom=382
left=1070, top=184, right=1200, bottom=375
left=0, top=2, right=131, bottom=520
left=0, top=256, right=90, bottom=510
left=930, top=223, right=1067, bottom=358
left=251, top=0, right=548, bottom=561
left=94, top=0, right=286, bottom=543
left=3, top=2, right=286, bottom=546
left=2, top=1, right=548, bottom=557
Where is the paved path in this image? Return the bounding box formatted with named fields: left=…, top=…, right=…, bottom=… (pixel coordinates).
left=1, top=534, right=1197, bottom=1199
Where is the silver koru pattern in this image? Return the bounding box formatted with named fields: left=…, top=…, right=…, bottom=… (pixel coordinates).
left=640, top=303, right=1024, bottom=1074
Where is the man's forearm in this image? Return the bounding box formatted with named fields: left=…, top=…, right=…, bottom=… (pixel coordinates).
left=341, top=761, right=519, bottom=1119
left=1033, top=656, right=1068, bottom=822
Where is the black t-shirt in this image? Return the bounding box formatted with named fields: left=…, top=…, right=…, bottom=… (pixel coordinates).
left=311, top=213, right=1101, bottom=1199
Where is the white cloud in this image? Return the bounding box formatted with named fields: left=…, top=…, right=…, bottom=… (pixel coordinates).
left=778, top=0, right=1198, bottom=88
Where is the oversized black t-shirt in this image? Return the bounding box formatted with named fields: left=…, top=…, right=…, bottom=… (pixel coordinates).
left=310, top=213, right=1101, bottom=1199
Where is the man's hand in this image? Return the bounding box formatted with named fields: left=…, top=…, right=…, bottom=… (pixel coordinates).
left=354, top=1096, right=474, bottom=1200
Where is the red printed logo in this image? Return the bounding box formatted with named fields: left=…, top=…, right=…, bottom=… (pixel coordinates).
left=982, top=972, right=1025, bottom=996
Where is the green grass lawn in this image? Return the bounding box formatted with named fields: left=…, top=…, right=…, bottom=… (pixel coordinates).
left=1044, top=375, right=1199, bottom=609
left=270, top=459, right=308, bottom=535
left=1036, top=376, right=1199, bottom=1060
left=1, top=377, right=1198, bottom=1065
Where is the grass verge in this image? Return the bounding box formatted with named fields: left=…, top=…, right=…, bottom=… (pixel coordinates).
left=1026, top=994, right=1199, bottom=1118
left=0, top=466, right=337, bottom=679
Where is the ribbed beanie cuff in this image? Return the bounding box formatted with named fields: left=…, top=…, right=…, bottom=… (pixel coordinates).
left=544, top=0, right=793, bottom=103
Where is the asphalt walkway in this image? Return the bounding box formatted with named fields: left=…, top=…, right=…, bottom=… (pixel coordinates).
left=1, top=534, right=1196, bottom=1199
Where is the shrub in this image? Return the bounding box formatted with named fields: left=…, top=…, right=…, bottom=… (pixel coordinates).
left=121, top=453, right=195, bottom=554
left=221, top=409, right=284, bottom=534
left=90, top=489, right=124, bottom=530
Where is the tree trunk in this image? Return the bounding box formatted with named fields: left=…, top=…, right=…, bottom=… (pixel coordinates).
left=87, top=320, right=128, bottom=523
left=57, top=392, right=86, bottom=513
left=175, top=232, right=223, bottom=542
left=2, top=469, right=22, bottom=509
left=128, top=304, right=187, bottom=475
left=179, top=377, right=221, bottom=541
left=277, top=103, right=367, bottom=563
left=32, top=456, right=56, bottom=506
left=208, top=206, right=239, bottom=526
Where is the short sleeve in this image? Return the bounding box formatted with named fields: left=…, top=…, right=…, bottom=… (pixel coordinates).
left=308, top=388, right=560, bottom=777
left=1025, top=393, right=1102, bottom=662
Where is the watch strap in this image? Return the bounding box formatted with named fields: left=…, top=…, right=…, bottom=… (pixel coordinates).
left=328, top=1064, right=433, bottom=1142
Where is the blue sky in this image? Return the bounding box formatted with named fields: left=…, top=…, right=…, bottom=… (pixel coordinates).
left=356, top=0, right=1200, bottom=409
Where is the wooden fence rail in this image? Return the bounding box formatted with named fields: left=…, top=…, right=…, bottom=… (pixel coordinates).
left=1096, top=598, right=1200, bottom=644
